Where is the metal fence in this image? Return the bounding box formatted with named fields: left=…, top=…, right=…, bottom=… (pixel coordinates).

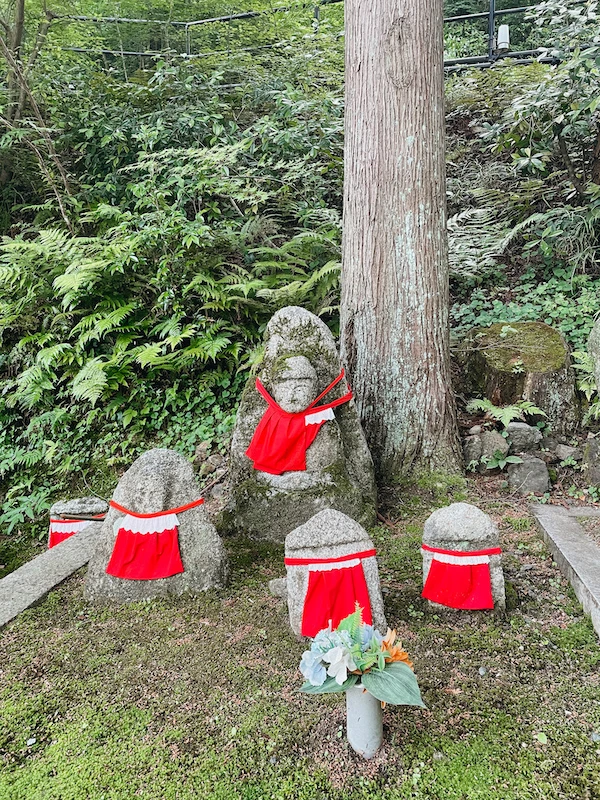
left=57, top=1, right=555, bottom=72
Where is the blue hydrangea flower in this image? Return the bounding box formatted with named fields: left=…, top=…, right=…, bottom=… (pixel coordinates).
left=359, top=624, right=384, bottom=652
left=299, top=650, right=327, bottom=686
left=311, top=629, right=353, bottom=654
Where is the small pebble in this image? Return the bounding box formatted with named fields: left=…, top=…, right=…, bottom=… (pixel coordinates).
left=26, top=738, right=36, bottom=746
left=478, top=667, right=487, bottom=676
left=591, top=732, right=600, bottom=742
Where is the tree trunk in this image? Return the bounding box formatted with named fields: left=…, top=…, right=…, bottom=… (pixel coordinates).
left=340, top=0, right=461, bottom=480
left=5, top=0, right=25, bottom=122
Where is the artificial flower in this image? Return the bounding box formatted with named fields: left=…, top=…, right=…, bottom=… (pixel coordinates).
left=322, top=646, right=357, bottom=685
left=300, top=650, right=327, bottom=686
left=311, top=629, right=352, bottom=654
left=359, top=624, right=383, bottom=652
left=381, top=628, right=413, bottom=669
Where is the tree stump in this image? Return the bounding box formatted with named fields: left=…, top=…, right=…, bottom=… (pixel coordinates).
left=466, top=322, right=578, bottom=435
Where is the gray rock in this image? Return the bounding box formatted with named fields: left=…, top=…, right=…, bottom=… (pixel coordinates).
left=583, top=438, right=600, bottom=486
left=207, top=453, right=225, bottom=469
left=422, top=502, right=505, bottom=611
left=224, top=307, right=376, bottom=541
left=193, top=441, right=211, bottom=465
left=481, top=430, right=509, bottom=459
left=0, top=522, right=104, bottom=628
left=84, top=449, right=227, bottom=603
left=268, top=577, right=287, bottom=598
left=50, top=497, right=108, bottom=518
left=209, top=482, right=227, bottom=500
left=507, top=456, right=551, bottom=496
left=285, top=509, right=386, bottom=637
left=468, top=425, right=483, bottom=435
left=588, top=319, right=600, bottom=390
left=541, top=435, right=559, bottom=452
left=478, top=430, right=509, bottom=472
left=555, top=444, right=578, bottom=462
left=463, top=434, right=482, bottom=467
left=506, top=422, right=542, bottom=454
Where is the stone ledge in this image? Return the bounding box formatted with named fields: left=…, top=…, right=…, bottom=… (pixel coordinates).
left=0, top=522, right=104, bottom=628
left=531, top=504, right=600, bottom=638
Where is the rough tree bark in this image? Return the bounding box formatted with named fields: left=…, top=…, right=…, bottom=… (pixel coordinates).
left=340, top=0, right=461, bottom=480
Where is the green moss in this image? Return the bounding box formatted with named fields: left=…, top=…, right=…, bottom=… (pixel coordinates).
left=3, top=485, right=600, bottom=800
left=475, top=322, right=567, bottom=374
left=0, top=536, right=43, bottom=579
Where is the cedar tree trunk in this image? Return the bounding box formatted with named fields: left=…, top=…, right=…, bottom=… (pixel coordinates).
left=340, top=0, right=461, bottom=480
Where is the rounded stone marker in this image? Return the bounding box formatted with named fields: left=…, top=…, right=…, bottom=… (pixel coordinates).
left=85, top=449, right=227, bottom=603
left=422, top=502, right=505, bottom=611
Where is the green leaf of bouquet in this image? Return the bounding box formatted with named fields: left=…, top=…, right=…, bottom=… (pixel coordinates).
left=336, top=606, right=363, bottom=639
left=300, top=674, right=359, bottom=694
left=361, top=662, right=426, bottom=707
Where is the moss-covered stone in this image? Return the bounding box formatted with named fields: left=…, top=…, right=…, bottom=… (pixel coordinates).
left=226, top=307, right=376, bottom=541
left=465, top=321, right=578, bottom=435
left=475, top=322, right=567, bottom=373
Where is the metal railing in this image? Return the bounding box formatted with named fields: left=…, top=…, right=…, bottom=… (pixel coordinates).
left=57, top=1, right=546, bottom=70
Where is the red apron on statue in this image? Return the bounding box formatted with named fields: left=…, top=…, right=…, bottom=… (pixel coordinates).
left=421, top=543, right=501, bottom=609
left=48, top=518, right=92, bottom=548
left=105, top=498, right=205, bottom=581
left=246, top=370, right=353, bottom=475
left=284, top=549, right=376, bottom=637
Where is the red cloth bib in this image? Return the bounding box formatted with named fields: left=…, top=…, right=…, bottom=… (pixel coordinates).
left=105, top=498, right=204, bottom=581
left=421, top=544, right=501, bottom=610
left=285, top=549, right=376, bottom=637
left=246, top=370, right=353, bottom=475
left=48, top=518, right=91, bottom=549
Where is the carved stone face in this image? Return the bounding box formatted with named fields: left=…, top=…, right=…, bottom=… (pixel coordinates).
left=272, top=356, right=318, bottom=413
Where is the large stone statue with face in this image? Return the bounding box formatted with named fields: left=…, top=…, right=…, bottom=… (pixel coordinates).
left=224, top=307, right=376, bottom=541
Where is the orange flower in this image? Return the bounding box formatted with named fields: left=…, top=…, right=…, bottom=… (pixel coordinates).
left=381, top=628, right=413, bottom=670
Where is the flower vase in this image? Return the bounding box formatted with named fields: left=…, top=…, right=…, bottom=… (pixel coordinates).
left=345, top=683, right=383, bottom=759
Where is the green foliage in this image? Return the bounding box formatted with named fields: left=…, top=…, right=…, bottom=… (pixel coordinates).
left=572, top=351, right=600, bottom=424
left=483, top=450, right=523, bottom=471
left=0, top=64, right=346, bottom=539
left=452, top=273, right=600, bottom=352
left=300, top=674, right=358, bottom=694
left=361, top=661, right=426, bottom=708
left=466, top=397, right=547, bottom=428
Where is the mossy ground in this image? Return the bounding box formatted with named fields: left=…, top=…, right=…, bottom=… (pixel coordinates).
left=1, top=477, right=600, bottom=800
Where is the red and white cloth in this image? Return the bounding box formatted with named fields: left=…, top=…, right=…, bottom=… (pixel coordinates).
left=105, top=498, right=205, bottom=581
left=48, top=518, right=93, bottom=549
left=421, top=543, right=501, bottom=609
left=246, top=370, right=353, bottom=475
left=284, top=549, right=376, bottom=637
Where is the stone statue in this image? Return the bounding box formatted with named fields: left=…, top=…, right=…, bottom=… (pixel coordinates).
left=85, top=449, right=227, bottom=602
left=284, top=509, right=386, bottom=638
left=224, top=306, right=376, bottom=541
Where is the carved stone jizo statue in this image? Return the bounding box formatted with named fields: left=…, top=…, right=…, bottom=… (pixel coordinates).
left=284, top=509, right=386, bottom=638
left=85, top=449, right=227, bottom=602
left=225, top=306, right=376, bottom=541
